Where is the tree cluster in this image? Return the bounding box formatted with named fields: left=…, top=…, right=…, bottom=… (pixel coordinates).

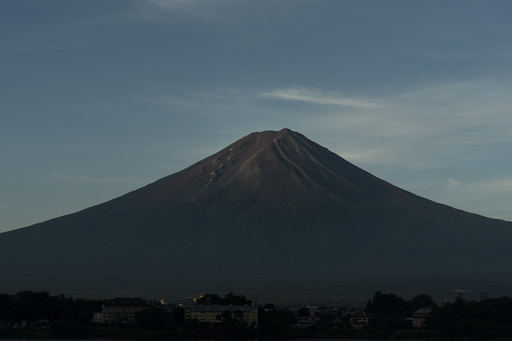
left=365, top=291, right=512, bottom=339
left=0, top=291, right=102, bottom=338
left=427, top=295, right=512, bottom=339
left=366, top=290, right=434, bottom=332
left=257, top=304, right=297, bottom=337
left=193, top=291, right=253, bottom=306
left=133, top=305, right=182, bottom=329
left=0, top=291, right=101, bottom=326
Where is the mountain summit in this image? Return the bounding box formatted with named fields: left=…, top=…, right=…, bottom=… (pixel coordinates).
left=1, top=129, right=512, bottom=303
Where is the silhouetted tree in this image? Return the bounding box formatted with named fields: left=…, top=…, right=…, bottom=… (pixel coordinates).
left=134, top=306, right=174, bottom=328
left=195, top=292, right=253, bottom=306
left=426, top=296, right=512, bottom=339
left=410, top=294, right=434, bottom=311
left=258, top=305, right=297, bottom=337
left=367, top=291, right=409, bottom=317
left=366, top=291, right=410, bottom=332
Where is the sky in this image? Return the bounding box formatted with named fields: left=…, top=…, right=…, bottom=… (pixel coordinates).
left=2, top=0, right=512, bottom=233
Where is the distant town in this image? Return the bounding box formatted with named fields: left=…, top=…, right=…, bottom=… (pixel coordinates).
left=1, top=290, right=512, bottom=339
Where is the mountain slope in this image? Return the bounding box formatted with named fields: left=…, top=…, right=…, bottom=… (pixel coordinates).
left=1, top=129, right=512, bottom=302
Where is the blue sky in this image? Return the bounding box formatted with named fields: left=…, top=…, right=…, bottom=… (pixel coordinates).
left=2, top=0, right=512, bottom=233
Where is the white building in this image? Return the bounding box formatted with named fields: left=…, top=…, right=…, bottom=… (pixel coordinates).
left=93, top=297, right=148, bottom=324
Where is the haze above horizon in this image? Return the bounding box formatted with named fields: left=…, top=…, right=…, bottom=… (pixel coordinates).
left=2, top=0, right=512, bottom=233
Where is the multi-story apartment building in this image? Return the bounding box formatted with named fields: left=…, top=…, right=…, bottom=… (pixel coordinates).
left=93, top=297, right=148, bottom=324
left=184, top=299, right=258, bottom=329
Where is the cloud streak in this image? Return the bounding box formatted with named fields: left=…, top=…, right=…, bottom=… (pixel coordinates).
left=261, top=87, right=384, bottom=108
left=136, top=80, right=512, bottom=173
left=50, top=172, right=145, bottom=185
left=253, top=81, right=512, bottom=198
left=435, top=175, right=512, bottom=218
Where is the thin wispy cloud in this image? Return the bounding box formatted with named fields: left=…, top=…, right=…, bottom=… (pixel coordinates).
left=445, top=178, right=462, bottom=188
left=136, top=94, right=201, bottom=109
left=437, top=175, right=512, bottom=215
left=138, top=0, right=237, bottom=22
left=145, top=0, right=213, bottom=11
left=0, top=42, right=92, bottom=52
left=261, top=87, right=384, bottom=109
left=328, top=81, right=510, bottom=137
left=137, top=80, right=512, bottom=172
left=471, top=177, right=512, bottom=196
left=255, top=80, right=512, bottom=187
left=50, top=172, right=145, bottom=185
left=187, top=92, right=233, bottom=100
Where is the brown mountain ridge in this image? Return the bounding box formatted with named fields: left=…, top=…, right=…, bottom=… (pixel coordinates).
left=1, top=129, right=512, bottom=303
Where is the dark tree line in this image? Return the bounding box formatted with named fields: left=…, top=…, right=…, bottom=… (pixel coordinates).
left=426, top=295, right=512, bottom=339
left=0, top=291, right=101, bottom=326
left=194, top=291, right=253, bottom=306
left=133, top=305, right=181, bottom=329
left=366, top=290, right=434, bottom=332
left=366, top=291, right=512, bottom=339
left=257, top=304, right=297, bottom=337
left=4, top=290, right=512, bottom=339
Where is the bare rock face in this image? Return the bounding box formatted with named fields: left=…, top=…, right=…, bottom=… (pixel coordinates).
left=1, top=129, right=512, bottom=303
